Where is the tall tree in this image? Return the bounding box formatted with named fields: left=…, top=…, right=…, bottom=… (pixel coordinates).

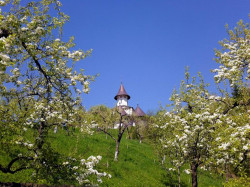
left=153, top=19, right=249, bottom=187
left=0, top=0, right=108, bottom=185
left=154, top=70, right=219, bottom=187
left=210, top=19, right=250, bottom=180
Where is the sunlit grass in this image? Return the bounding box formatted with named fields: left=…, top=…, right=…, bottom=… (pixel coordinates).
left=0, top=127, right=224, bottom=186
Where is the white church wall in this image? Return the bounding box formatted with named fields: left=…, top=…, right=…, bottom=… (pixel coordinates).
left=124, top=108, right=133, bottom=115
left=116, top=96, right=128, bottom=106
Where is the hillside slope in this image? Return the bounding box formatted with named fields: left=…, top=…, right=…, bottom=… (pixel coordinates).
left=0, top=128, right=224, bottom=186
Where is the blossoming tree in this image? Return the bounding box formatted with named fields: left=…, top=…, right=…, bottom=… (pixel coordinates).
left=154, top=70, right=221, bottom=187
left=0, top=0, right=109, bottom=184
left=153, top=19, right=249, bottom=187
left=210, top=19, right=249, bottom=180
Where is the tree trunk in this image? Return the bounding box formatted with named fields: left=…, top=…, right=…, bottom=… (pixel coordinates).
left=54, top=125, right=58, bottom=133
left=191, top=162, right=198, bottom=187
left=162, top=154, right=166, bottom=165
left=178, top=166, right=181, bottom=187
left=139, top=135, right=143, bottom=143
left=127, top=128, right=131, bottom=139
left=114, top=140, right=120, bottom=161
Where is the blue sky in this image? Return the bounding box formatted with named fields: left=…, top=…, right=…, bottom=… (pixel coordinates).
left=60, top=0, right=249, bottom=113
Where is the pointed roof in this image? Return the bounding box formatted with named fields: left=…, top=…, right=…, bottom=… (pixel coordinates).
left=114, top=83, right=131, bottom=100
left=135, top=104, right=146, bottom=117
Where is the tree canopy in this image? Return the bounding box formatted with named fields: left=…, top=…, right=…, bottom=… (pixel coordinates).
left=152, top=20, right=249, bottom=187
left=0, top=0, right=108, bottom=185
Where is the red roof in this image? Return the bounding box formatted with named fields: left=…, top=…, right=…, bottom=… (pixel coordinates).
left=135, top=104, right=146, bottom=117
left=114, top=83, right=131, bottom=100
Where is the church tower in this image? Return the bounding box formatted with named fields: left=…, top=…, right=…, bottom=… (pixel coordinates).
left=114, top=83, right=130, bottom=107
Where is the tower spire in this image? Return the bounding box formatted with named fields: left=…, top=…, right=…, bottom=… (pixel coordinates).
left=114, top=83, right=130, bottom=100
left=114, top=83, right=130, bottom=107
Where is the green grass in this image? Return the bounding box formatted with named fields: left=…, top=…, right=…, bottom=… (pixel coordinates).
left=0, top=128, right=224, bottom=186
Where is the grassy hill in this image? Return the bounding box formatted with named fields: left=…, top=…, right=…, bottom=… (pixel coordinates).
left=0, top=128, right=224, bottom=186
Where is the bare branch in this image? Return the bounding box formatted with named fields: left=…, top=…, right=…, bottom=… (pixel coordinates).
left=97, top=127, right=116, bottom=142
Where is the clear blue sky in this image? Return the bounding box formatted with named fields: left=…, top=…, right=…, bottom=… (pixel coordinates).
left=60, top=0, right=249, bottom=113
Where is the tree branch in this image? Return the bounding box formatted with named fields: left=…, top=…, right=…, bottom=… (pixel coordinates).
left=0, top=29, right=10, bottom=38
left=21, top=41, right=67, bottom=97
left=234, top=150, right=249, bottom=173
left=0, top=156, right=33, bottom=174
left=97, top=127, right=116, bottom=142
left=21, top=41, right=50, bottom=83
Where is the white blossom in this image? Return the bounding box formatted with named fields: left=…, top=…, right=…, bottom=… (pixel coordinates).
left=184, top=169, right=191, bottom=174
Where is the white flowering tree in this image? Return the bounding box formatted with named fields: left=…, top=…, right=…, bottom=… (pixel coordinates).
left=151, top=110, right=185, bottom=187
left=153, top=19, right=249, bottom=187
left=212, top=20, right=249, bottom=87
left=153, top=70, right=220, bottom=187
left=209, top=19, right=250, bottom=180
left=0, top=0, right=109, bottom=185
